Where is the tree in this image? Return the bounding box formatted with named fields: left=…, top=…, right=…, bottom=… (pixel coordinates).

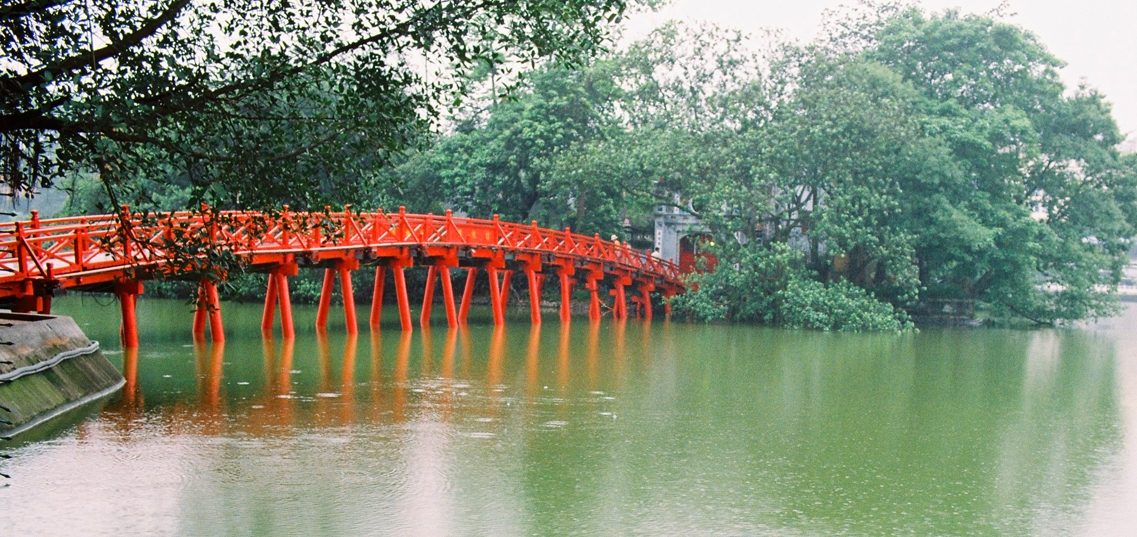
left=386, top=63, right=620, bottom=223
left=1, top=0, right=632, bottom=209
left=858, top=6, right=1137, bottom=322
left=756, top=58, right=933, bottom=306
left=388, top=22, right=769, bottom=239
left=680, top=3, right=1137, bottom=325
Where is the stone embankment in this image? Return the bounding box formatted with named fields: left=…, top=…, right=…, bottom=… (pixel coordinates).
left=0, top=312, right=122, bottom=438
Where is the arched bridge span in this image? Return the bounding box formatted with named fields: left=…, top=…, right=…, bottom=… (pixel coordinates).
left=0, top=207, right=685, bottom=347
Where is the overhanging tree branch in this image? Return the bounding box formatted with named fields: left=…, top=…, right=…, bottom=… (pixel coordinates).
left=0, top=0, right=192, bottom=95
left=0, top=0, right=76, bottom=19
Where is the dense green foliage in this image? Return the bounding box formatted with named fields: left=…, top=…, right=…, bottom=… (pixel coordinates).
left=2, top=0, right=632, bottom=209
left=670, top=244, right=911, bottom=331
left=9, top=1, right=1137, bottom=328
left=390, top=3, right=1137, bottom=327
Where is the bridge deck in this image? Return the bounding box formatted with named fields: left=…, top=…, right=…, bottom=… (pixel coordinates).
left=0, top=207, right=685, bottom=347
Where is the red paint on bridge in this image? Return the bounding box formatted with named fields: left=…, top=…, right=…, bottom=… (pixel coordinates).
left=0, top=207, right=684, bottom=347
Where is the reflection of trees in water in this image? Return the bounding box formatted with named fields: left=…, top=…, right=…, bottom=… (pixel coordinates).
left=633, top=326, right=1123, bottom=536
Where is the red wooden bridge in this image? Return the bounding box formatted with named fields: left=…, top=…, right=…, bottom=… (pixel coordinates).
left=0, top=206, right=684, bottom=348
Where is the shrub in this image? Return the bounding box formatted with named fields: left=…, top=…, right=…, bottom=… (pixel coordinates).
left=672, top=243, right=911, bottom=332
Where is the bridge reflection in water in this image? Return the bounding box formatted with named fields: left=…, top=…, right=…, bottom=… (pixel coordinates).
left=100, top=318, right=631, bottom=437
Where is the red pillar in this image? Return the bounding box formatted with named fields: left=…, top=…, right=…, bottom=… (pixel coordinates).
left=559, top=271, right=574, bottom=323
left=261, top=273, right=278, bottom=335
left=370, top=265, right=386, bottom=329
left=614, top=282, right=627, bottom=320
left=272, top=273, right=296, bottom=339
left=339, top=264, right=357, bottom=335
left=588, top=281, right=601, bottom=321
left=205, top=280, right=224, bottom=342
left=420, top=266, right=437, bottom=328
left=487, top=266, right=505, bottom=326
left=393, top=265, right=412, bottom=332
left=116, top=280, right=142, bottom=349
left=439, top=266, right=458, bottom=328
left=458, top=267, right=477, bottom=324
left=193, top=284, right=208, bottom=342
left=641, top=287, right=653, bottom=321
left=500, top=270, right=513, bottom=316
left=526, top=268, right=542, bottom=325
left=315, top=268, right=335, bottom=331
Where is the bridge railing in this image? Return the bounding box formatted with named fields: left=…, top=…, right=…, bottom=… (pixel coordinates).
left=0, top=208, right=681, bottom=287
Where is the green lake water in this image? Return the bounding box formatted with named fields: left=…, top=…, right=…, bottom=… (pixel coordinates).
left=2, top=296, right=1136, bottom=536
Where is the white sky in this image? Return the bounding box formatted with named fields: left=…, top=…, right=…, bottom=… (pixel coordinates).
left=623, top=0, right=1137, bottom=145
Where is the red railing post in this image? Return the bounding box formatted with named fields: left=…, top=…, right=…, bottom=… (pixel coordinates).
left=74, top=221, right=87, bottom=269
left=343, top=204, right=354, bottom=243
left=281, top=204, right=292, bottom=246
left=398, top=205, right=410, bottom=241
left=15, top=222, right=27, bottom=276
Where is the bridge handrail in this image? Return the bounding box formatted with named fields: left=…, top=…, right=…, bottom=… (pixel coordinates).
left=0, top=208, right=680, bottom=286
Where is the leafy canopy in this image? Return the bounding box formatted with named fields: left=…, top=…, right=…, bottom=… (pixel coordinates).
left=1, top=0, right=632, bottom=208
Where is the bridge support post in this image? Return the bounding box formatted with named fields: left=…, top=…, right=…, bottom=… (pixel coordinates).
left=487, top=267, right=506, bottom=326
left=500, top=270, right=513, bottom=311
left=641, top=287, right=653, bottom=321
left=636, top=281, right=655, bottom=322
left=339, top=263, right=358, bottom=335
left=261, top=273, right=278, bottom=334
left=586, top=281, right=601, bottom=321
left=115, top=279, right=142, bottom=349
left=420, top=266, right=437, bottom=328
left=193, top=280, right=225, bottom=343
left=517, top=254, right=542, bottom=325
left=662, top=288, right=675, bottom=320
left=421, top=248, right=460, bottom=328
left=611, top=280, right=628, bottom=320
left=315, top=259, right=359, bottom=334
left=316, top=269, right=335, bottom=332
left=262, top=262, right=297, bottom=339
left=558, top=269, right=575, bottom=323
left=458, top=268, right=477, bottom=324
left=439, top=266, right=458, bottom=328
left=526, top=268, right=542, bottom=324
left=275, top=273, right=295, bottom=339
left=392, top=258, right=413, bottom=332
left=370, top=266, right=386, bottom=329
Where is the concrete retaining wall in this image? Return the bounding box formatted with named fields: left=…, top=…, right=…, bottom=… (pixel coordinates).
left=0, top=312, right=123, bottom=437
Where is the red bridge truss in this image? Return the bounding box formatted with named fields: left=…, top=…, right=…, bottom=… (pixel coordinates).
left=0, top=206, right=685, bottom=347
